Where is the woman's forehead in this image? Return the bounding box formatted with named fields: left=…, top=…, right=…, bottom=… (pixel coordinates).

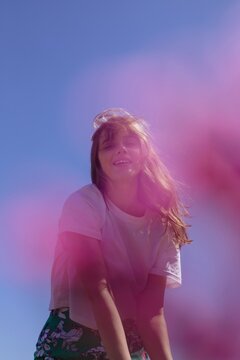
left=99, top=127, right=136, bottom=143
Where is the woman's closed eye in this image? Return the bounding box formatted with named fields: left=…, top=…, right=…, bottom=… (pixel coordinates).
left=125, top=139, right=139, bottom=147
left=101, top=142, right=115, bottom=150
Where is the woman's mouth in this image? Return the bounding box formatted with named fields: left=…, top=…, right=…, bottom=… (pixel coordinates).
left=113, top=159, right=131, bottom=166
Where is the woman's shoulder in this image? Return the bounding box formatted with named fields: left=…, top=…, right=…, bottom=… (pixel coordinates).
left=59, top=184, right=106, bottom=235
left=63, top=183, right=105, bottom=210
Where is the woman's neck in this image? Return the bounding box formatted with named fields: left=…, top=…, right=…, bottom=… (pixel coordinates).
left=105, top=179, right=146, bottom=216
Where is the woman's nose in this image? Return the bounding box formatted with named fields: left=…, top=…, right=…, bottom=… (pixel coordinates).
left=116, top=143, right=127, bottom=153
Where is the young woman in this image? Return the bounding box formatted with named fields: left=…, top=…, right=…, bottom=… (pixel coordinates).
left=34, top=108, right=191, bottom=360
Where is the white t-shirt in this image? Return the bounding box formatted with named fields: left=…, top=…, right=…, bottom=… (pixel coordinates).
left=49, top=184, right=181, bottom=329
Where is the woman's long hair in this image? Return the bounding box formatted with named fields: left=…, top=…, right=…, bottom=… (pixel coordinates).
left=90, top=109, right=191, bottom=247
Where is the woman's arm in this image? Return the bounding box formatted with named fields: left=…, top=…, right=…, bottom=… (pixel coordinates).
left=136, top=274, right=173, bottom=360
left=61, top=231, right=131, bottom=360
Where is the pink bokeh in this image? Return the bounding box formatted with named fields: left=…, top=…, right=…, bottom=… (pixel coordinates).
left=2, top=191, right=59, bottom=284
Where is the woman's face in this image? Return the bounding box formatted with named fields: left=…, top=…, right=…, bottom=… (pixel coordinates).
left=98, top=128, right=143, bottom=184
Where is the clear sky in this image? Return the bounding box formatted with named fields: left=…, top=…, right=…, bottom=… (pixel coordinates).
left=1, top=1, right=240, bottom=359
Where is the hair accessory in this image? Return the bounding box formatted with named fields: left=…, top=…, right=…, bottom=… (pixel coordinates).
left=93, top=108, right=135, bottom=129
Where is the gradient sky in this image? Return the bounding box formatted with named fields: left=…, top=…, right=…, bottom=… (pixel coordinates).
left=1, top=1, right=240, bottom=359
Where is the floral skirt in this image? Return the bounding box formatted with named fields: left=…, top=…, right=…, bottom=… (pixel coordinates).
left=34, top=308, right=150, bottom=360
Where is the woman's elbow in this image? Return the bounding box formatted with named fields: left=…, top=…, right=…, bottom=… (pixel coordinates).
left=137, top=305, right=165, bottom=324
left=84, top=277, right=111, bottom=302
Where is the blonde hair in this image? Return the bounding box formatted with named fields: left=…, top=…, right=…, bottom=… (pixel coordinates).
left=91, top=109, right=191, bottom=247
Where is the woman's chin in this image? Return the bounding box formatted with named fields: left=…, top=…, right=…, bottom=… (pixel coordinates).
left=110, top=172, right=140, bottom=184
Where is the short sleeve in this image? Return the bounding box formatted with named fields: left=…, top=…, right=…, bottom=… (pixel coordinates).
left=58, top=184, right=106, bottom=240
left=150, top=228, right=182, bottom=288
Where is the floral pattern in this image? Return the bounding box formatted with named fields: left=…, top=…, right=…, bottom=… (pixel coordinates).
left=34, top=309, right=150, bottom=360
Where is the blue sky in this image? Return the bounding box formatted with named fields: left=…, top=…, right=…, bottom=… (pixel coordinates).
left=1, top=1, right=240, bottom=359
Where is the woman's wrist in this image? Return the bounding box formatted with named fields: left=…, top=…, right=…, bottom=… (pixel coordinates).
left=137, top=312, right=173, bottom=360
